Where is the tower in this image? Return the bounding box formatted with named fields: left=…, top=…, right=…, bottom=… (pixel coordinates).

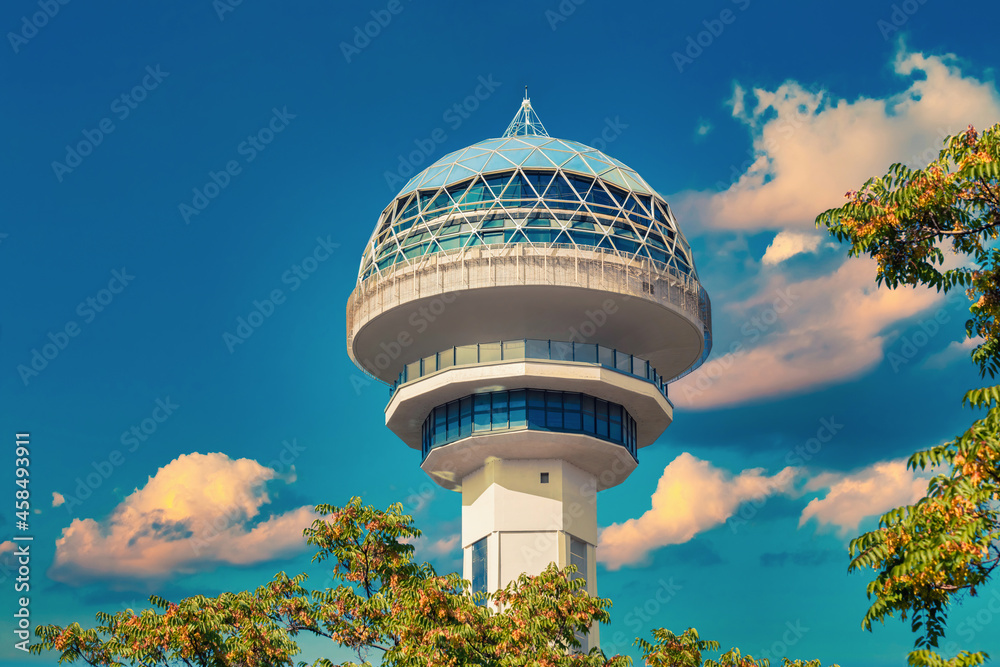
left=347, top=94, right=711, bottom=649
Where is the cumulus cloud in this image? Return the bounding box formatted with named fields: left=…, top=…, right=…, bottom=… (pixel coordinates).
left=671, top=49, right=1000, bottom=233
left=761, top=230, right=826, bottom=265
left=408, top=534, right=460, bottom=559
left=799, top=459, right=929, bottom=535
left=673, top=256, right=941, bottom=409
left=598, top=454, right=799, bottom=570
left=662, top=49, right=1000, bottom=410
left=51, top=491, right=65, bottom=508
left=49, top=452, right=316, bottom=587
left=923, top=336, right=982, bottom=370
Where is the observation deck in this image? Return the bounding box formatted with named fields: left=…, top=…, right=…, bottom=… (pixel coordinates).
left=347, top=243, right=711, bottom=385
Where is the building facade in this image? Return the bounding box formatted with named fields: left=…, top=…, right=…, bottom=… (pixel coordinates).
left=347, top=95, right=712, bottom=650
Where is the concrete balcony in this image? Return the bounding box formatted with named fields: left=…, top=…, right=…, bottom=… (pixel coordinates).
left=346, top=244, right=712, bottom=384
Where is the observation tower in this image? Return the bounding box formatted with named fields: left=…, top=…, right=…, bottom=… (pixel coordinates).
left=347, top=93, right=711, bottom=649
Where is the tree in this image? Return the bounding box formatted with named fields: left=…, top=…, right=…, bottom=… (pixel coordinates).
left=816, top=124, right=1000, bottom=667
left=34, top=497, right=626, bottom=667
left=633, top=628, right=839, bottom=667
left=33, top=497, right=835, bottom=667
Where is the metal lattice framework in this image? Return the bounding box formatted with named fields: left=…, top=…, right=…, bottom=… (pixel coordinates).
left=503, top=91, right=550, bottom=138
left=357, top=101, right=699, bottom=286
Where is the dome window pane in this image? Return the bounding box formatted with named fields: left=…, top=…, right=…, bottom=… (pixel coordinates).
left=461, top=179, right=489, bottom=204
left=544, top=173, right=576, bottom=200
left=524, top=229, right=555, bottom=244
left=567, top=175, right=594, bottom=197
left=605, top=183, right=629, bottom=205
left=586, top=183, right=616, bottom=209
left=525, top=171, right=554, bottom=195
left=457, top=152, right=492, bottom=173
left=482, top=153, right=516, bottom=175
left=501, top=173, right=528, bottom=200
left=521, top=149, right=558, bottom=169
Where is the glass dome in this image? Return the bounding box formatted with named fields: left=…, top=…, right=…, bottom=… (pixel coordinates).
left=357, top=98, right=698, bottom=285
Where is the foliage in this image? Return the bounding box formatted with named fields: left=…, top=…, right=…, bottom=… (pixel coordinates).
left=817, top=124, right=1000, bottom=666
left=33, top=497, right=628, bottom=667
left=816, top=123, right=1000, bottom=380
left=633, top=628, right=839, bottom=667
left=33, top=574, right=311, bottom=666
left=33, top=497, right=837, bottom=666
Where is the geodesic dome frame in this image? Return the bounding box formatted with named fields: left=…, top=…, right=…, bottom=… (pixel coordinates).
left=357, top=103, right=698, bottom=285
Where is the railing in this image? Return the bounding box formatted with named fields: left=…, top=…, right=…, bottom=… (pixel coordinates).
left=389, top=339, right=671, bottom=401
left=346, top=244, right=712, bottom=377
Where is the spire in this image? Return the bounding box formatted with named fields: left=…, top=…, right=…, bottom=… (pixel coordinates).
left=502, top=87, right=550, bottom=138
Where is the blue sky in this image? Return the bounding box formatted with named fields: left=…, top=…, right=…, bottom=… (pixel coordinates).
left=2, top=1, right=999, bottom=665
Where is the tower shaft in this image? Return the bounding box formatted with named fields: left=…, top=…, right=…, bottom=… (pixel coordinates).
left=463, top=458, right=599, bottom=648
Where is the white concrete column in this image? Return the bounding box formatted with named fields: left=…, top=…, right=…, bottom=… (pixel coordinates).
left=461, top=457, right=600, bottom=648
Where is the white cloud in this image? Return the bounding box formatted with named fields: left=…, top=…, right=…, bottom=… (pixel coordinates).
left=664, top=49, right=999, bottom=410
left=728, top=83, right=747, bottom=119
left=799, top=459, right=929, bottom=535
left=49, top=452, right=316, bottom=587
left=598, top=454, right=800, bottom=570
left=923, top=336, right=982, bottom=369
left=696, top=119, right=713, bottom=137
left=761, top=230, right=825, bottom=265
left=419, top=534, right=460, bottom=558
left=51, top=491, right=65, bottom=508
left=673, top=256, right=941, bottom=409
left=671, top=49, right=1000, bottom=234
